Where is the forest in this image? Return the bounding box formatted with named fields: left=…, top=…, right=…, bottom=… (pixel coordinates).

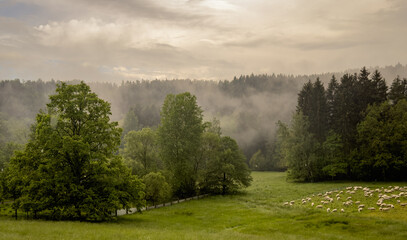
left=267, top=67, right=407, bottom=182
left=1, top=65, right=407, bottom=220
left=0, top=82, right=251, bottom=220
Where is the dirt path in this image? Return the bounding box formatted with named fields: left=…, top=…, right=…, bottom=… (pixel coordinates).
left=116, top=194, right=209, bottom=216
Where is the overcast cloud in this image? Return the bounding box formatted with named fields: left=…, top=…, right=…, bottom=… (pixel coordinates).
left=0, top=0, right=406, bottom=81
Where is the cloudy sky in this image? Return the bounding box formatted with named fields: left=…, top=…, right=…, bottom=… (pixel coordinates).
left=0, top=0, right=406, bottom=81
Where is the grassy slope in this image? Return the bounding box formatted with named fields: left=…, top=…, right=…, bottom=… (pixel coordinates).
left=1, top=171, right=407, bottom=240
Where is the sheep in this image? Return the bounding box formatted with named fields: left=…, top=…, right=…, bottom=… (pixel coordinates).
left=358, top=204, right=365, bottom=208
left=327, top=208, right=330, bottom=213
left=358, top=208, right=363, bottom=212
left=332, top=209, right=337, bottom=212
left=311, top=202, right=314, bottom=207
left=380, top=207, right=390, bottom=211
left=283, top=202, right=289, bottom=206
left=290, top=201, right=295, bottom=205
left=341, top=208, right=345, bottom=213
left=347, top=196, right=352, bottom=200
left=337, top=197, right=341, bottom=201
left=355, top=201, right=360, bottom=204
left=368, top=207, right=375, bottom=210
left=400, top=203, right=407, bottom=206
left=316, top=205, right=323, bottom=208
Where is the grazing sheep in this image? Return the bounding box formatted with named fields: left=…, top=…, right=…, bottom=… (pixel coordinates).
left=358, top=204, right=365, bottom=209
left=368, top=207, right=375, bottom=210
left=347, top=196, right=352, bottom=200
left=311, top=202, right=314, bottom=207
left=400, top=203, right=407, bottom=206
left=358, top=208, right=363, bottom=212
left=332, top=209, right=337, bottom=212
left=355, top=201, right=360, bottom=204
left=341, top=209, right=345, bottom=213
left=380, top=207, right=390, bottom=211
left=316, top=205, right=323, bottom=208
left=327, top=208, right=330, bottom=213
left=337, top=197, right=341, bottom=201
left=290, top=201, right=295, bottom=205
left=284, top=202, right=289, bottom=206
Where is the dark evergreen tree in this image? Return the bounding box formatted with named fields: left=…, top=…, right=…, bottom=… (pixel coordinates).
left=297, top=78, right=328, bottom=142
left=388, top=76, right=407, bottom=104
left=326, top=75, right=339, bottom=130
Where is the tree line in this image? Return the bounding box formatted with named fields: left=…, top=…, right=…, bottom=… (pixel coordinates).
left=1, top=64, right=406, bottom=162
left=259, top=68, right=407, bottom=181
left=0, top=82, right=251, bottom=221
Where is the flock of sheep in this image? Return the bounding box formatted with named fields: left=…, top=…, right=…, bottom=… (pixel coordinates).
left=284, top=185, right=407, bottom=213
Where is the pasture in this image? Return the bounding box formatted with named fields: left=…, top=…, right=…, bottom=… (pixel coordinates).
left=1, top=171, right=407, bottom=239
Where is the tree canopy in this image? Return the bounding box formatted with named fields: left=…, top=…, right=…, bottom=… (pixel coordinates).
left=7, top=82, right=144, bottom=220
left=158, top=92, right=204, bottom=198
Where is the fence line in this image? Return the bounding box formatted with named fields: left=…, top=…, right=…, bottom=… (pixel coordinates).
left=115, top=194, right=209, bottom=216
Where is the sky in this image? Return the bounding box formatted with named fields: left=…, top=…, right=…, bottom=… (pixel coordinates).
left=0, top=0, right=406, bottom=82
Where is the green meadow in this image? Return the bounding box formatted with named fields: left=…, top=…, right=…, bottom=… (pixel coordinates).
left=1, top=171, right=407, bottom=240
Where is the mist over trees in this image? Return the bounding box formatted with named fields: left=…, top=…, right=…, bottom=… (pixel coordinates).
left=1, top=64, right=407, bottom=164
left=0, top=82, right=252, bottom=220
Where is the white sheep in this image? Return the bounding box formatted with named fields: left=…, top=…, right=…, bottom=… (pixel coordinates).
left=341, top=209, right=345, bottom=213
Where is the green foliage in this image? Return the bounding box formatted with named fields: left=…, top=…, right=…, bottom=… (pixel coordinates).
left=122, top=128, right=161, bottom=175
left=158, top=92, right=204, bottom=198
left=283, top=112, right=323, bottom=182
left=297, top=78, right=328, bottom=142
left=143, top=172, right=171, bottom=206
left=202, top=136, right=252, bottom=194
left=321, top=132, right=347, bottom=180
left=6, top=82, right=144, bottom=220
left=354, top=100, right=407, bottom=180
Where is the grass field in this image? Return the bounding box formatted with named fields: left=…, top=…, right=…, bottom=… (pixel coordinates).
left=1, top=171, right=407, bottom=240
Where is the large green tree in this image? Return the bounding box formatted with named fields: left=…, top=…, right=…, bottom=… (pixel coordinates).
left=202, top=136, right=252, bottom=195
left=7, top=82, right=144, bottom=220
left=158, top=92, right=204, bottom=198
